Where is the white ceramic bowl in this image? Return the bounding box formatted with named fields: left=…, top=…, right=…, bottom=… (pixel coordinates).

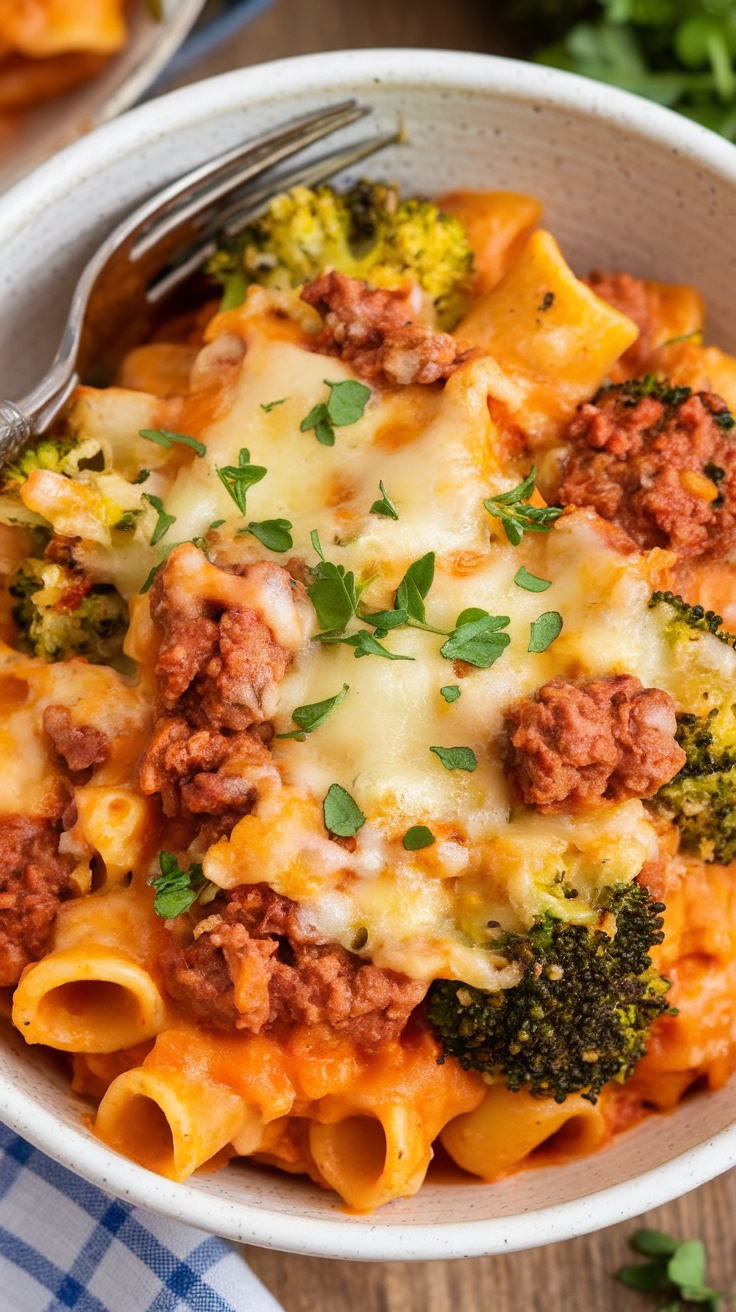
left=1, top=48, right=736, bottom=1260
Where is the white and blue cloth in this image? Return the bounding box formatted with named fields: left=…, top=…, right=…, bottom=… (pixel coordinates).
left=0, top=1125, right=284, bottom=1312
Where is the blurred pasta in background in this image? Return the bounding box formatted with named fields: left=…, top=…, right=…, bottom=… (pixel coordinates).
left=0, top=0, right=137, bottom=134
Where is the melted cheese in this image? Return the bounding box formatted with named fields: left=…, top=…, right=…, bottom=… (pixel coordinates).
left=190, top=324, right=684, bottom=987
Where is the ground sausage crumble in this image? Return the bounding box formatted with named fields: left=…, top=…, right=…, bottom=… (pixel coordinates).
left=558, top=381, right=736, bottom=560
left=160, top=884, right=428, bottom=1047
left=505, top=675, right=686, bottom=814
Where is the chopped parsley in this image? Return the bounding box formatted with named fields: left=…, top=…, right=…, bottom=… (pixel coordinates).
left=403, top=825, right=435, bottom=851
left=261, top=398, right=288, bottom=412
left=370, top=480, right=399, bottom=520
left=528, top=611, right=563, bottom=652
left=238, top=519, right=293, bottom=552
left=616, top=1227, right=722, bottom=1308
left=142, top=493, right=176, bottom=546
left=483, top=467, right=563, bottom=545
left=514, top=565, right=552, bottom=593
left=319, top=630, right=413, bottom=661
left=209, top=519, right=226, bottom=530
left=440, top=611, right=511, bottom=668
left=430, top=745, right=477, bottom=772
left=323, top=783, right=366, bottom=838
left=133, top=469, right=150, bottom=484
left=276, top=684, right=349, bottom=740
left=300, top=379, right=371, bottom=446
left=150, top=851, right=215, bottom=918
left=215, top=447, right=266, bottom=514
left=440, top=685, right=461, bottom=703
left=308, top=531, right=362, bottom=634
left=139, top=427, right=206, bottom=458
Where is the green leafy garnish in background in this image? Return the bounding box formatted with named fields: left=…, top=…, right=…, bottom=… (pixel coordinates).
left=503, top=0, right=736, bottom=141
left=616, top=1228, right=723, bottom=1309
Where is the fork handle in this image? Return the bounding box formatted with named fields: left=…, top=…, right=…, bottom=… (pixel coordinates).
left=0, top=401, right=32, bottom=462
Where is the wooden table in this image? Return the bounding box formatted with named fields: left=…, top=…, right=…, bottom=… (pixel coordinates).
left=182, top=2, right=736, bottom=1306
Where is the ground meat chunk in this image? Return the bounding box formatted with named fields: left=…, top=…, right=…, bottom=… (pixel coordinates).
left=585, top=271, right=652, bottom=372
left=160, top=884, right=427, bottom=1047
left=558, top=382, right=736, bottom=560
left=506, top=675, right=686, bottom=813
left=139, top=545, right=299, bottom=821
left=0, top=816, right=73, bottom=986
left=139, top=717, right=278, bottom=819
left=43, top=704, right=109, bottom=771
left=301, top=270, right=474, bottom=386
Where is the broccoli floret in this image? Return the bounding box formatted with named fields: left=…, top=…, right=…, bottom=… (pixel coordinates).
left=2, top=435, right=81, bottom=488
left=646, top=591, right=736, bottom=861
left=652, top=708, right=736, bottom=863
left=427, top=883, right=672, bottom=1104
left=649, top=590, right=736, bottom=649
left=207, top=181, right=474, bottom=328
left=10, top=558, right=128, bottom=665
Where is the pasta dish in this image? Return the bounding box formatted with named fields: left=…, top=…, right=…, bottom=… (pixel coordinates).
left=2, top=180, right=736, bottom=1212
left=0, top=1, right=149, bottom=126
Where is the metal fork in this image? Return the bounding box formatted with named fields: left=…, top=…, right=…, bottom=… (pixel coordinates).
left=0, top=100, right=398, bottom=461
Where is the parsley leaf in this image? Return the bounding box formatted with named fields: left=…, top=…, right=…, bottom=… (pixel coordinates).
left=483, top=467, right=563, bottom=545
left=324, top=378, right=371, bottom=425
left=139, top=427, right=206, bottom=458
left=237, top=519, right=293, bottom=552
left=323, top=783, right=366, bottom=838
left=528, top=611, right=563, bottom=652
left=403, top=825, right=435, bottom=851
left=370, top=480, right=399, bottom=520
left=142, top=493, right=176, bottom=546
left=276, top=684, right=349, bottom=740
left=440, top=685, right=461, bottom=703
left=430, top=745, right=477, bottom=771
left=209, top=519, right=225, bottom=530
left=396, top=552, right=435, bottom=623
left=261, top=398, right=288, bottom=412
left=300, top=379, right=371, bottom=445
left=216, top=447, right=267, bottom=514
left=440, top=613, right=511, bottom=668
left=514, top=565, right=552, bottom=593
left=359, top=608, right=409, bottom=631
left=300, top=402, right=335, bottom=446
left=630, top=1232, right=681, bottom=1259
left=319, top=630, right=414, bottom=661
left=309, top=562, right=359, bottom=634
left=150, top=851, right=212, bottom=918
left=133, top=468, right=150, bottom=484
left=616, top=1228, right=723, bottom=1310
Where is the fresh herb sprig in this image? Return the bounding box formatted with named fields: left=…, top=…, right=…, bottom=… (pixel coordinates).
left=616, top=1228, right=723, bottom=1310
left=142, top=493, right=176, bottom=546
left=511, top=0, right=736, bottom=145
left=301, top=379, right=371, bottom=446
left=237, top=519, right=294, bottom=552
left=216, top=447, right=267, bottom=514
left=483, top=467, right=562, bottom=545
left=150, top=852, right=215, bottom=918
left=276, top=685, right=349, bottom=740
left=139, top=428, right=206, bottom=458
left=370, top=480, right=399, bottom=520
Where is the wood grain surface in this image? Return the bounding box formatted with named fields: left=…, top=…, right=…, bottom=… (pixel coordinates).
left=183, top=2, right=736, bottom=1307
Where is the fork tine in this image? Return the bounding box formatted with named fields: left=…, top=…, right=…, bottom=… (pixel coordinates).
left=145, top=127, right=401, bottom=305
left=130, top=101, right=369, bottom=261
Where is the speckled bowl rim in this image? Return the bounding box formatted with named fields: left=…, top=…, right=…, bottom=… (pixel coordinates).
left=2, top=47, right=736, bottom=1260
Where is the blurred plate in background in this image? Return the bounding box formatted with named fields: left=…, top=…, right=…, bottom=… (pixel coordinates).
left=0, top=0, right=271, bottom=193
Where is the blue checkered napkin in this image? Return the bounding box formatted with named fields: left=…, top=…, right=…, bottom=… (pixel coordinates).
left=0, top=1125, right=284, bottom=1312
